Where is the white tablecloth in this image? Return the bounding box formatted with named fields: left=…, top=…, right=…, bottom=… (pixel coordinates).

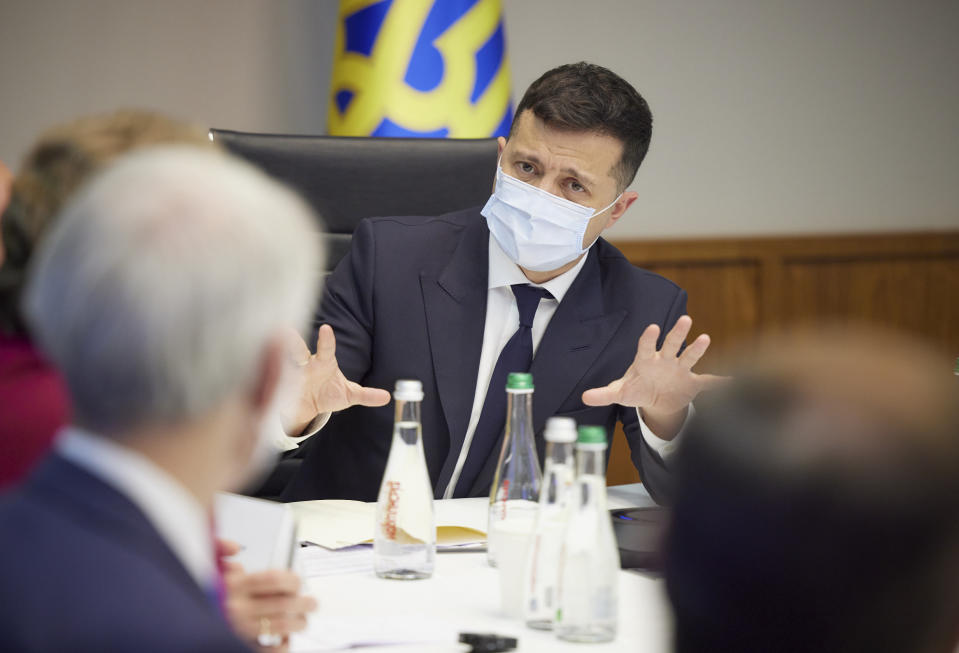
left=292, top=484, right=672, bottom=652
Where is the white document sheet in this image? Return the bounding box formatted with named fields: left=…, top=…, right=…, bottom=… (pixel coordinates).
left=295, top=543, right=374, bottom=578
left=214, top=492, right=297, bottom=572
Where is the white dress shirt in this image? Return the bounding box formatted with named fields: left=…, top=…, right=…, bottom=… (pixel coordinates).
left=56, top=426, right=216, bottom=592
left=440, top=238, right=684, bottom=498
left=288, top=235, right=690, bottom=488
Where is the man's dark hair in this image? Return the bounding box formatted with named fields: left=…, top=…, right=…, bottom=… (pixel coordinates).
left=664, top=327, right=959, bottom=653
left=510, top=62, right=653, bottom=192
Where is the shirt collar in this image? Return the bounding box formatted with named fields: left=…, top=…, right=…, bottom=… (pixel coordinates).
left=56, top=426, right=216, bottom=591
left=487, top=236, right=590, bottom=303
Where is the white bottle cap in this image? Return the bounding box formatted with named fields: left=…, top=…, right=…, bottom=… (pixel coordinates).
left=393, top=379, right=424, bottom=401
left=544, top=416, right=577, bottom=443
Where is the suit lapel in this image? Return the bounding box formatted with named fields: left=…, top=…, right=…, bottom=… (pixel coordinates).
left=466, top=246, right=626, bottom=496
left=421, top=217, right=490, bottom=496
left=529, top=248, right=626, bottom=433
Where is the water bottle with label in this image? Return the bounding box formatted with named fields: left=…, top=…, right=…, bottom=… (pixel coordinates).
left=487, top=372, right=542, bottom=569
left=556, top=425, right=620, bottom=643
left=523, top=416, right=577, bottom=630
left=373, top=379, right=435, bottom=580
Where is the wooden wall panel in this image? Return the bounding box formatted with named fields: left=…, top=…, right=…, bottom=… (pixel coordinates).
left=603, top=230, right=959, bottom=486
left=637, top=262, right=762, bottom=375
left=608, top=425, right=641, bottom=485
left=780, top=256, right=959, bottom=352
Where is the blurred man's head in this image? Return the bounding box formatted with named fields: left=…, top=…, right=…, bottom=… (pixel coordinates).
left=23, top=147, right=322, bottom=502
left=0, top=110, right=211, bottom=336
left=665, top=326, right=959, bottom=653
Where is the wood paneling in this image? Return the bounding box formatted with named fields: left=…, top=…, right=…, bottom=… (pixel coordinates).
left=604, top=230, right=959, bottom=486
left=634, top=261, right=762, bottom=375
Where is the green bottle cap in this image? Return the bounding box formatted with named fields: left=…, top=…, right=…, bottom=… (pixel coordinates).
left=577, top=425, right=607, bottom=445
left=506, top=372, right=534, bottom=390
left=954, top=357, right=959, bottom=375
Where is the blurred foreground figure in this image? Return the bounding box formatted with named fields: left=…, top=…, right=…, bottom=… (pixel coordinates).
left=666, top=327, right=959, bottom=653
left=0, top=159, right=12, bottom=262
left=0, top=148, right=322, bottom=652
left=0, top=111, right=317, bottom=650
left=0, top=110, right=211, bottom=489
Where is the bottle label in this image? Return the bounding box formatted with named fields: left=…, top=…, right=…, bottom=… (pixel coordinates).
left=496, top=479, right=511, bottom=519
left=382, top=480, right=401, bottom=540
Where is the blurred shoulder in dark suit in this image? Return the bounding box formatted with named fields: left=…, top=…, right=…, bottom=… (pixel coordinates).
left=666, top=325, right=959, bottom=653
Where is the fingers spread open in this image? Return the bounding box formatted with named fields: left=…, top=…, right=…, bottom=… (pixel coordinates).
left=662, top=315, right=692, bottom=358
left=349, top=382, right=391, bottom=407
left=314, top=324, right=336, bottom=365
left=637, top=324, right=660, bottom=360
left=582, top=380, right=620, bottom=407
left=678, top=333, right=710, bottom=370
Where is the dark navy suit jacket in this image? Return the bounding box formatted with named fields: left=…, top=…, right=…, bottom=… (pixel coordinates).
left=0, top=454, right=250, bottom=652
left=283, top=208, right=687, bottom=504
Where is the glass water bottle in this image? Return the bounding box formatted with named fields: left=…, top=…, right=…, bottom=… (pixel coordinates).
left=523, top=416, right=577, bottom=629
left=487, top=372, right=542, bottom=568
left=373, top=380, right=435, bottom=579
left=556, top=425, right=620, bottom=642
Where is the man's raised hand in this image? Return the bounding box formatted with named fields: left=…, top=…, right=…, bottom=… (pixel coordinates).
left=581, top=316, right=727, bottom=439
left=281, top=324, right=390, bottom=435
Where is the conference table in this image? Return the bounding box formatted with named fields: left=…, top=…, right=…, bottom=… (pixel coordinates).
left=290, top=484, right=673, bottom=652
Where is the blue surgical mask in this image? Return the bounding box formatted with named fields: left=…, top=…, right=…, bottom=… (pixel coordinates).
left=481, top=164, right=621, bottom=272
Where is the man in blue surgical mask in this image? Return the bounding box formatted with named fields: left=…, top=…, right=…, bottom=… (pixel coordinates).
left=282, top=62, right=723, bottom=504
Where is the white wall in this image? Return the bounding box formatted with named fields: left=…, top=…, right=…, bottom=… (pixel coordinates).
left=504, top=0, right=959, bottom=238
left=2, top=0, right=958, bottom=237
left=0, top=0, right=335, bottom=167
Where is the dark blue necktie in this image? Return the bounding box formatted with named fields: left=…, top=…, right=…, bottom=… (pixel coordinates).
left=453, top=283, right=552, bottom=497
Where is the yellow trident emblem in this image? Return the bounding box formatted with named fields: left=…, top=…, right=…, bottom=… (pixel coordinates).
left=328, top=0, right=513, bottom=138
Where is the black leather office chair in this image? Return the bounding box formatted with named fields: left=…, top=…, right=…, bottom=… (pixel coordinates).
left=209, top=130, right=499, bottom=500
left=208, top=130, right=499, bottom=271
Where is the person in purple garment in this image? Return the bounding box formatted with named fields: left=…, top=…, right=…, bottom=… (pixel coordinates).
left=0, top=111, right=213, bottom=489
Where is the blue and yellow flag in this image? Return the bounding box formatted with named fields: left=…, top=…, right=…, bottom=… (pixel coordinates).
left=328, top=0, right=512, bottom=138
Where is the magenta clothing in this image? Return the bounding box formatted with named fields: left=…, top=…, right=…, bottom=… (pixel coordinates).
left=0, top=336, right=69, bottom=490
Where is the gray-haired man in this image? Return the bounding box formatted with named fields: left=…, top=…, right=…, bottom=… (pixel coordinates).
left=0, top=147, right=321, bottom=652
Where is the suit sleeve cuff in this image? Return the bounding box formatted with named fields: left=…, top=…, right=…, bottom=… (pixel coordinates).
left=636, top=404, right=694, bottom=461
left=272, top=412, right=331, bottom=452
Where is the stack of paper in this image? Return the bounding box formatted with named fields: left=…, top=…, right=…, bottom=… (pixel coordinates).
left=295, top=543, right=373, bottom=577
left=290, top=497, right=488, bottom=550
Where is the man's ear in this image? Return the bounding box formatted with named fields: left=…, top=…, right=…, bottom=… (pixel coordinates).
left=606, top=190, right=638, bottom=229
left=250, top=334, right=285, bottom=418
left=491, top=137, right=507, bottom=193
